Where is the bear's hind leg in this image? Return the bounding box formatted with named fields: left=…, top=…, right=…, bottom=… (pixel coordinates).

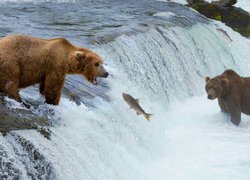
left=227, top=103, right=241, bottom=126
left=230, top=111, right=241, bottom=126
left=45, top=92, right=61, bottom=105
left=39, top=75, right=46, bottom=95
left=40, top=82, right=45, bottom=95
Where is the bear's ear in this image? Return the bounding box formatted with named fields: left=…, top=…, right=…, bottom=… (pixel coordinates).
left=75, top=51, right=86, bottom=60
left=205, top=77, right=210, bottom=82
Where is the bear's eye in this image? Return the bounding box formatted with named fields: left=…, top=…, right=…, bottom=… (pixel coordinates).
left=95, top=62, right=99, bottom=67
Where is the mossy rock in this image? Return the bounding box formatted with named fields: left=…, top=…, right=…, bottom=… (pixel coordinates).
left=233, top=25, right=250, bottom=37
left=214, top=12, right=222, bottom=21
left=188, top=1, right=250, bottom=37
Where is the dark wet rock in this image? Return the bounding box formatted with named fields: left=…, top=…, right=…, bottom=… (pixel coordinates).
left=0, top=144, right=22, bottom=179
left=2, top=132, right=58, bottom=179
left=187, top=0, right=250, bottom=37
left=36, top=128, right=52, bottom=140
left=188, top=0, right=237, bottom=6
left=212, top=0, right=237, bottom=7
left=0, top=90, right=59, bottom=178
left=0, top=94, right=52, bottom=139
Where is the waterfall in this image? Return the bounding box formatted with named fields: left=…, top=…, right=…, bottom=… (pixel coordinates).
left=39, top=21, right=249, bottom=179
left=1, top=1, right=250, bottom=179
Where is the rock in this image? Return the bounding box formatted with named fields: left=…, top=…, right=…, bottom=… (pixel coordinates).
left=212, top=0, right=237, bottom=7
left=187, top=0, right=250, bottom=37
left=0, top=94, right=51, bottom=139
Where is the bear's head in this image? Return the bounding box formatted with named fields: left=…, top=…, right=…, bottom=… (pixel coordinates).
left=205, top=76, right=230, bottom=100
left=75, top=50, right=109, bottom=85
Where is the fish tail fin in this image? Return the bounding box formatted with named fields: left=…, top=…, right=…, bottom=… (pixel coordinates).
left=144, top=113, right=153, bottom=121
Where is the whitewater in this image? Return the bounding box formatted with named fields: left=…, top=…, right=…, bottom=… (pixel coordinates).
left=0, top=0, right=250, bottom=179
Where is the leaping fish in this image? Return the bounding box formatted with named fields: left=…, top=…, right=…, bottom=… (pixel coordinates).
left=122, top=93, right=153, bottom=121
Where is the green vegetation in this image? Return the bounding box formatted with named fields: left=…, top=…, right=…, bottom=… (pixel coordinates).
left=214, top=13, right=222, bottom=21
left=189, top=2, right=250, bottom=37
left=233, top=25, right=250, bottom=37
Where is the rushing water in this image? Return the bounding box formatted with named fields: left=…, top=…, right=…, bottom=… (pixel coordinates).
left=0, top=0, right=250, bottom=180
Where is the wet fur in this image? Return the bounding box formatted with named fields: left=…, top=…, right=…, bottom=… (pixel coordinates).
left=205, top=69, right=250, bottom=126
left=0, top=34, right=106, bottom=105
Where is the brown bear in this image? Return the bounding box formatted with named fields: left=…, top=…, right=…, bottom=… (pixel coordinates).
left=205, top=69, right=250, bottom=126
left=0, top=34, right=109, bottom=105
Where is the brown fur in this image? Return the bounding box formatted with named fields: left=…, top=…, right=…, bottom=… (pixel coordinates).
left=0, top=34, right=108, bottom=105
left=205, top=69, right=250, bottom=126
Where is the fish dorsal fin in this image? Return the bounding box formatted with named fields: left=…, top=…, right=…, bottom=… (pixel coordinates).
left=135, top=99, right=140, bottom=104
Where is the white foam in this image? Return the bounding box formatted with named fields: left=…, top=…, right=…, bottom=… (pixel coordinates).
left=156, top=0, right=188, bottom=5
left=145, top=96, right=250, bottom=180
left=235, top=0, right=250, bottom=13
left=50, top=22, right=250, bottom=179
left=154, top=11, right=177, bottom=18
left=5, top=11, right=250, bottom=180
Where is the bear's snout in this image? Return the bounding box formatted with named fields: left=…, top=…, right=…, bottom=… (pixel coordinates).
left=103, top=72, right=109, bottom=78
left=207, top=89, right=216, bottom=100
left=208, top=94, right=213, bottom=99
left=97, top=65, right=109, bottom=78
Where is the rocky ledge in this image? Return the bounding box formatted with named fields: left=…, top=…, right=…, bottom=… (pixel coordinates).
left=0, top=94, right=52, bottom=139
left=187, top=0, right=250, bottom=37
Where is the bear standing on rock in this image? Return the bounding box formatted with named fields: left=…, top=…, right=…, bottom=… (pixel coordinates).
left=205, top=69, right=250, bottom=126
left=0, top=34, right=109, bottom=105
